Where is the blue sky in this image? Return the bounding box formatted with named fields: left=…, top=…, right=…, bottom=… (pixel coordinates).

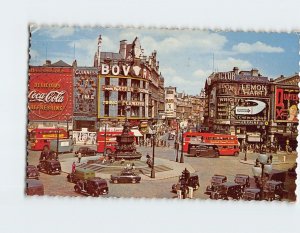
left=30, top=26, right=299, bottom=95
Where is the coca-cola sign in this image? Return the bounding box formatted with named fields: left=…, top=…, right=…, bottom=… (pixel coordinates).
left=28, top=90, right=66, bottom=103
left=28, top=67, right=73, bottom=121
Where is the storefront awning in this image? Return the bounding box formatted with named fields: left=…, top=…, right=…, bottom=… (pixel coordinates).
left=131, top=129, right=143, bottom=137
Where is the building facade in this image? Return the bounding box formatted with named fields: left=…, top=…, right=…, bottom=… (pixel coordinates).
left=164, top=86, right=177, bottom=126
left=204, top=67, right=271, bottom=145
left=269, top=74, right=299, bottom=150
left=94, top=35, right=164, bottom=132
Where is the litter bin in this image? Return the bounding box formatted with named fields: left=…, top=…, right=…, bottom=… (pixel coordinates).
left=177, top=190, right=182, bottom=199
left=188, top=186, right=193, bottom=199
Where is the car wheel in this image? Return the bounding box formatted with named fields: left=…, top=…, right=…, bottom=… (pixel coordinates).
left=48, top=170, right=52, bottom=175
left=132, top=179, right=136, bottom=184
left=213, top=193, right=219, bottom=200
left=74, top=186, right=80, bottom=193
left=113, top=179, right=118, bottom=184
left=234, top=152, right=239, bottom=157
left=106, top=149, right=112, bottom=155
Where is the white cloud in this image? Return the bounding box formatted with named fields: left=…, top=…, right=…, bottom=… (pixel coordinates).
left=41, top=27, right=75, bottom=38
left=117, top=30, right=227, bottom=56
left=232, top=41, right=284, bottom=53
left=215, top=57, right=252, bottom=71
left=193, top=69, right=212, bottom=78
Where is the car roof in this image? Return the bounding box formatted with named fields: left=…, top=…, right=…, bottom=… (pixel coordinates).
left=221, top=182, right=239, bottom=187
left=244, top=188, right=260, bottom=193
left=26, top=179, right=43, bottom=188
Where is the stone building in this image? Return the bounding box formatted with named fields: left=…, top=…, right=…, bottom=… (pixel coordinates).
left=94, top=35, right=164, bottom=130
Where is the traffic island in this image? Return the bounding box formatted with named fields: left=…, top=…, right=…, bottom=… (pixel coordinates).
left=60, top=156, right=195, bottom=181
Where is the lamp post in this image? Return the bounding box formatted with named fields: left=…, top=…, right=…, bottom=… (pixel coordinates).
left=151, top=128, right=156, bottom=178
left=103, top=122, right=107, bottom=157
left=175, top=118, right=179, bottom=162
left=56, top=122, right=59, bottom=156
left=252, top=151, right=272, bottom=200
left=180, top=128, right=184, bottom=163
left=244, top=136, right=248, bottom=161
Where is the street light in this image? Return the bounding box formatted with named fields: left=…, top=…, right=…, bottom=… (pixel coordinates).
left=175, top=118, right=179, bottom=162
left=180, top=128, right=184, bottom=163
left=252, top=151, right=272, bottom=200
left=151, top=126, right=156, bottom=178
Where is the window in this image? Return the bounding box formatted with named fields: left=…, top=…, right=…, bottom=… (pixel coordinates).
left=104, top=105, right=109, bottom=116
left=105, top=77, right=110, bottom=85
left=118, top=106, right=125, bottom=116
left=105, top=91, right=110, bottom=101
left=131, top=107, right=139, bottom=117
left=119, top=78, right=127, bottom=86
left=118, top=92, right=127, bottom=101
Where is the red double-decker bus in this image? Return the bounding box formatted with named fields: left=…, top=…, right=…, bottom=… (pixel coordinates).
left=29, top=128, right=68, bottom=151
left=182, top=132, right=240, bottom=156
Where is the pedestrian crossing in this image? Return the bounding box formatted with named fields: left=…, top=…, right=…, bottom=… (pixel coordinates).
left=77, top=163, right=172, bottom=175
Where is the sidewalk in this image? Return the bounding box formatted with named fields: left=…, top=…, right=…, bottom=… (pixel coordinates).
left=59, top=155, right=195, bottom=181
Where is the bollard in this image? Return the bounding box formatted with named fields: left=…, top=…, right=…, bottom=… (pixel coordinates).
left=177, top=190, right=182, bottom=199
left=188, top=187, right=193, bottom=199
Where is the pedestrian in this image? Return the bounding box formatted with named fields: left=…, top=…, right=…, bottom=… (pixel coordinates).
left=72, top=161, right=76, bottom=173
left=78, top=152, right=82, bottom=163
left=120, top=158, right=125, bottom=165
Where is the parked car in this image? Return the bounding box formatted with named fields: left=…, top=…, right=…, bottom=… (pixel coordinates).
left=210, top=182, right=243, bottom=200
left=110, top=169, right=141, bottom=184
left=37, top=160, right=61, bottom=175
left=75, top=147, right=97, bottom=157
left=26, top=179, right=44, bottom=196
left=67, top=168, right=95, bottom=183
left=187, top=143, right=219, bottom=158
left=263, top=180, right=286, bottom=201
left=172, top=168, right=199, bottom=193
left=243, top=188, right=261, bottom=201
left=288, top=163, right=297, bottom=178
left=205, top=175, right=227, bottom=195
left=267, top=169, right=286, bottom=183
left=234, top=174, right=250, bottom=191
left=74, top=177, right=108, bottom=197
left=26, top=165, right=40, bottom=179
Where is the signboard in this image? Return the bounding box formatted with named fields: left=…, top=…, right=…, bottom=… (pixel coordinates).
left=28, top=67, right=73, bottom=121
left=238, top=84, right=269, bottom=97
left=74, top=68, right=98, bottom=115
left=274, top=87, right=299, bottom=122
left=235, top=100, right=266, bottom=115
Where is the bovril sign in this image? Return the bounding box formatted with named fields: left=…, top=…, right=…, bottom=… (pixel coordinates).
left=99, top=64, right=149, bottom=79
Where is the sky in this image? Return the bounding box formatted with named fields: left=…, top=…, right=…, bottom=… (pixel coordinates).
left=30, top=26, right=299, bottom=95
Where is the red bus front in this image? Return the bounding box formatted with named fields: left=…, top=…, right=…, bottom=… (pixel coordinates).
left=182, top=132, right=240, bottom=156
left=29, top=128, right=68, bottom=151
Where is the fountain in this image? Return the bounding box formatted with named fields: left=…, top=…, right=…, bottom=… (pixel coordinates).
left=108, top=119, right=142, bottom=160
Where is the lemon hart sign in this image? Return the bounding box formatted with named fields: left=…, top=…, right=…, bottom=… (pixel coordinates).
left=28, top=67, right=73, bottom=121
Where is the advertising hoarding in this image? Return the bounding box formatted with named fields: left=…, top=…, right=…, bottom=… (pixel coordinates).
left=274, top=87, right=299, bottom=122
left=28, top=67, right=73, bottom=121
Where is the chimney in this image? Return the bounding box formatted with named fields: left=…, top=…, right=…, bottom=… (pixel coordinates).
left=119, top=40, right=127, bottom=59
left=233, top=67, right=239, bottom=74
left=45, top=60, right=51, bottom=66
left=251, top=68, right=259, bottom=76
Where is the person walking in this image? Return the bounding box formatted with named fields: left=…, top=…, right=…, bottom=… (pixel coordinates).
left=78, top=152, right=82, bottom=163
left=72, top=162, right=76, bottom=173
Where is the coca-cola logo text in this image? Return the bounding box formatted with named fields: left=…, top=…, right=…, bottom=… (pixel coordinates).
left=28, top=90, right=66, bottom=103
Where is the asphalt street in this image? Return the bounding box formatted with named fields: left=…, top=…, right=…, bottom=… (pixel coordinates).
left=27, top=138, right=297, bottom=200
